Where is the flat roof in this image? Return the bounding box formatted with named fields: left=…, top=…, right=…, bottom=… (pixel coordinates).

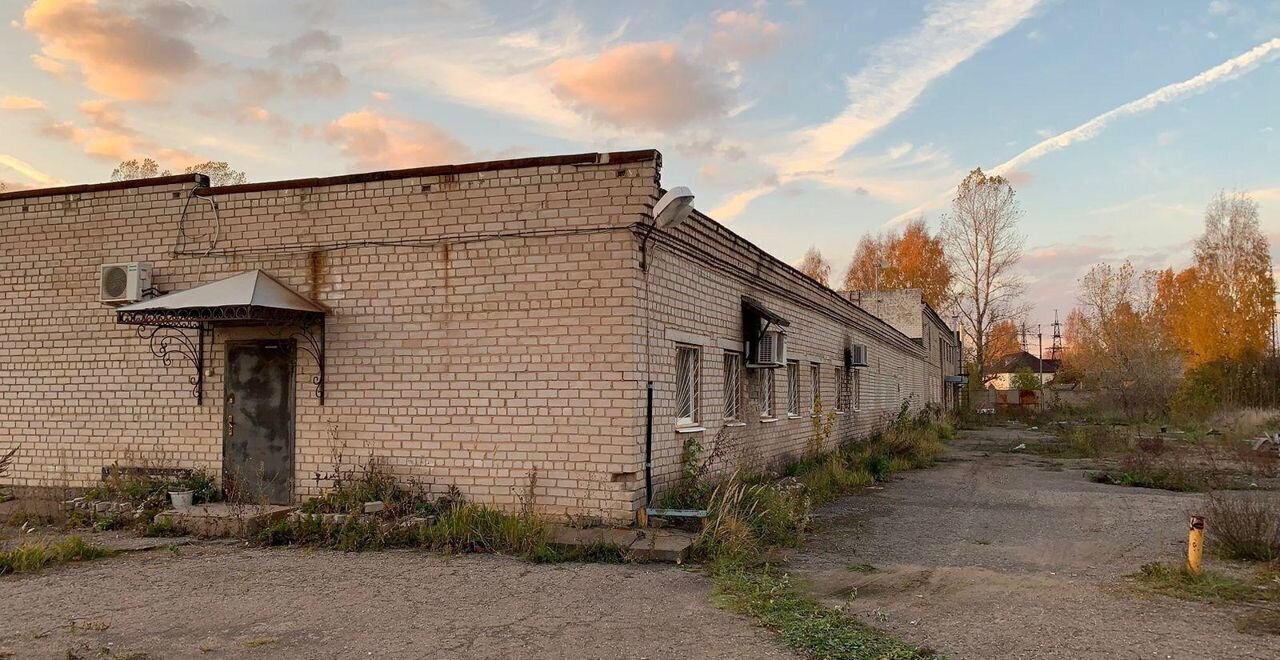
left=0, top=149, right=661, bottom=203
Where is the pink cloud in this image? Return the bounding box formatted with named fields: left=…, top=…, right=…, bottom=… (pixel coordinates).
left=546, top=42, right=733, bottom=130
left=323, top=109, right=470, bottom=170
left=709, top=10, right=783, bottom=61
left=0, top=96, right=46, bottom=110
left=22, top=0, right=218, bottom=101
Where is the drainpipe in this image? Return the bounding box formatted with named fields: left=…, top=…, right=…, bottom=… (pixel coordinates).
left=644, top=381, right=654, bottom=506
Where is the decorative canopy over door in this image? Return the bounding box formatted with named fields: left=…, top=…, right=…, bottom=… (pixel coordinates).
left=115, top=270, right=328, bottom=404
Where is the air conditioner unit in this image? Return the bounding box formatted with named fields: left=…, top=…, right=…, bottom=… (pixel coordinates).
left=747, top=321, right=787, bottom=368
left=849, top=343, right=869, bottom=368
left=99, top=262, right=152, bottom=305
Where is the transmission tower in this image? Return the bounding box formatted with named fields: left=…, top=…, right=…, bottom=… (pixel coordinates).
left=1049, top=310, right=1064, bottom=360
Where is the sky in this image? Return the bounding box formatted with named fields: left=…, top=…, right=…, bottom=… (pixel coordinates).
left=1, top=0, right=1278, bottom=328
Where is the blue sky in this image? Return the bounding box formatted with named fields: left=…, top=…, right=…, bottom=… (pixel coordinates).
left=1, top=0, right=1278, bottom=324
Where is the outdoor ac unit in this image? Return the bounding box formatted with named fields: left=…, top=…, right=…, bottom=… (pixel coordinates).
left=849, top=344, right=869, bottom=368
left=99, top=262, right=152, bottom=305
left=748, top=321, right=787, bottom=368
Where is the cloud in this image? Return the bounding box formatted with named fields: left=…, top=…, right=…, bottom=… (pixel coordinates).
left=709, top=10, right=783, bottom=61
left=269, top=29, right=342, bottom=60
left=25, top=100, right=198, bottom=165
left=371, top=91, right=391, bottom=101
left=1249, top=187, right=1280, bottom=202
left=291, top=61, right=348, bottom=97
left=713, top=0, right=1042, bottom=220
left=0, top=96, right=46, bottom=110
left=323, top=109, right=470, bottom=170
left=0, top=154, right=64, bottom=186
left=547, top=42, right=734, bottom=130
left=21, top=0, right=217, bottom=100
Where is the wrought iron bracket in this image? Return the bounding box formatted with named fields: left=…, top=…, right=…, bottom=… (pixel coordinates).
left=276, top=319, right=326, bottom=404
left=136, top=323, right=208, bottom=403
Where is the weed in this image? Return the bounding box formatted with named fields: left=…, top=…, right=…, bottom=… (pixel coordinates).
left=713, top=568, right=935, bottom=659
left=846, top=563, right=877, bottom=573
left=0, top=444, right=17, bottom=502
left=1132, top=562, right=1280, bottom=604
left=243, top=638, right=278, bottom=649
left=1205, top=492, right=1280, bottom=562
left=0, top=536, right=112, bottom=576
left=143, top=516, right=185, bottom=538
left=1091, top=451, right=1212, bottom=492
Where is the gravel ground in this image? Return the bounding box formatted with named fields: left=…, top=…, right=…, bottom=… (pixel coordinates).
left=0, top=545, right=795, bottom=659
left=790, top=426, right=1280, bottom=660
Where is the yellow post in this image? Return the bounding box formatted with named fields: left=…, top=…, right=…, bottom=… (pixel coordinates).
left=1187, top=515, right=1205, bottom=575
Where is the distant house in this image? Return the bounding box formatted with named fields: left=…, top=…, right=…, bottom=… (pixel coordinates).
left=987, top=351, right=1060, bottom=390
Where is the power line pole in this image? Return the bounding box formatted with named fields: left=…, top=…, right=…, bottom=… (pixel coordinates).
left=1050, top=309, right=1063, bottom=361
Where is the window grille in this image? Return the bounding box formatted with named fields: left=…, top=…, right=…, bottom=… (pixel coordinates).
left=676, top=346, right=699, bottom=425
left=723, top=352, right=741, bottom=421
left=810, top=363, right=821, bottom=413
left=836, top=366, right=850, bottom=412
left=760, top=368, right=775, bottom=418
left=787, top=361, right=800, bottom=415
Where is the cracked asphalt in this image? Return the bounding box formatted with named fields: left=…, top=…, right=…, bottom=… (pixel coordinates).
left=0, top=546, right=794, bottom=659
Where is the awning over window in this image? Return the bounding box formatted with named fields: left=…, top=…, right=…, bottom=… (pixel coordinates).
left=741, top=296, right=790, bottom=328
left=114, top=270, right=326, bottom=405
left=117, top=270, right=326, bottom=327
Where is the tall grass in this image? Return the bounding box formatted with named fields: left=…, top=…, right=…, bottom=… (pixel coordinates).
left=0, top=536, right=112, bottom=576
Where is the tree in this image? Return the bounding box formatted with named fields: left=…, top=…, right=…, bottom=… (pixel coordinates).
left=1187, top=191, right=1275, bottom=362
left=843, top=217, right=952, bottom=308
left=987, top=319, right=1022, bottom=361
left=110, top=158, right=166, bottom=181
left=1067, top=261, right=1182, bottom=420
left=941, top=168, right=1027, bottom=384
left=797, top=246, right=831, bottom=286
left=110, top=159, right=247, bottom=187
left=1011, top=367, right=1041, bottom=391
left=185, top=161, right=247, bottom=187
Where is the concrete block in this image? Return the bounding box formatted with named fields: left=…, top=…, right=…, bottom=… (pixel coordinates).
left=363, top=501, right=385, bottom=514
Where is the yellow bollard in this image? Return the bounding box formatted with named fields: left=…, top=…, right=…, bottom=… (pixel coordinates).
left=1187, top=515, right=1205, bottom=575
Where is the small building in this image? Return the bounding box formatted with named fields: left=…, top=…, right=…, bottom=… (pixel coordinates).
left=0, top=150, right=951, bottom=522
left=987, top=350, right=1060, bottom=390
left=844, top=289, right=963, bottom=411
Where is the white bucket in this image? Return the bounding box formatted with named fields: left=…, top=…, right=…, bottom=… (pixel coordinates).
left=168, top=490, right=194, bottom=509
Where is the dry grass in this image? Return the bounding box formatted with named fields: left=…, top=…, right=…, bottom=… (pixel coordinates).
left=0, top=536, right=112, bottom=576
left=1206, top=491, right=1280, bottom=562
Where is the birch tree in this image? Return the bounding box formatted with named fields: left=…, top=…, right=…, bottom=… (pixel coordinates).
left=941, top=168, right=1027, bottom=383
left=798, top=245, right=832, bottom=287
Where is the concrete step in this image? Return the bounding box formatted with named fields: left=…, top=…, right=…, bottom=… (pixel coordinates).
left=156, top=503, right=295, bottom=538
left=548, top=525, right=696, bottom=564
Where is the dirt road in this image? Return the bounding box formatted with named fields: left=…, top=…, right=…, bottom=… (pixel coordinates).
left=790, top=426, right=1280, bottom=660
left=0, top=546, right=793, bottom=659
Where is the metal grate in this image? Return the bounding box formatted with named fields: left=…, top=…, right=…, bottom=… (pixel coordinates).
left=723, top=352, right=741, bottom=421
left=836, top=367, right=851, bottom=412
left=760, top=368, right=774, bottom=417
left=676, top=346, right=699, bottom=424
left=102, top=266, right=128, bottom=298
left=787, top=361, right=800, bottom=415
left=853, top=369, right=862, bottom=411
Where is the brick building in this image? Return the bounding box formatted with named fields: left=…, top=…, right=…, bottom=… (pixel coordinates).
left=0, top=150, right=954, bottom=522
left=845, top=289, right=964, bottom=411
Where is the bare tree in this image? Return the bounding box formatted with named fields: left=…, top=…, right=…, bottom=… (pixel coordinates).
left=797, top=245, right=832, bottom=287
left=1192, top=191, right=1276, bottom=357
left=941, top=168, right=1027, bottom=383
left=110, top=159, right=247, bottom=187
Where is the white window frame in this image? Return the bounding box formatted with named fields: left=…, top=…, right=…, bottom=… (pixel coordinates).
left=786, top=360, right=800, bottom=416
left=759, top=368, right=775, bottom=419
left=810, top=363, right=821, bottom=414
left=723, top=351, right=742, bottom=422
left=675, top=345, right=700, bottom=427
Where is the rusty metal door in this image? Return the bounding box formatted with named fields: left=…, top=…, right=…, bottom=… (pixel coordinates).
left=224, top=340, right=295, bottom=504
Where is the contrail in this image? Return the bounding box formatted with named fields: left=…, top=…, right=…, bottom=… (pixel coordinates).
left=0, top=154, right=62, bottom=186
left=887, top=37, right=1280, bottom=224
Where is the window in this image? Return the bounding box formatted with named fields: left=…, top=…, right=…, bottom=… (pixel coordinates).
left=787, top=361, right=800, bottom=416
left=723, top=352, right=742, bottom=422
left=676, top=345, right=700, bottom=426
left=759, top=368, right=775, bottom=418
left=853, top=368, right=862, bottom=411
left=836, top=367, right=851, bottom=412
left=810, top=363, right=821, bottom=413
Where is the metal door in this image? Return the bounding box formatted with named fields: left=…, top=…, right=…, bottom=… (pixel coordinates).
left=223, top=340, right=295, bottom=504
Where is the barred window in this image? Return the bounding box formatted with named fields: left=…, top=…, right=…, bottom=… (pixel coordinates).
left=810, top=363, right=821, bottom=413
left=853, top=368, right=862, bottom=411
left=760, top=368, right=775, bottom=418
left=836, top=366, right=851, bottom=412
left=787, top=361, right=800, bottom=416
left=723, top=352, right=742, bottom=421
left=676, top=345, right=700, bottom=426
